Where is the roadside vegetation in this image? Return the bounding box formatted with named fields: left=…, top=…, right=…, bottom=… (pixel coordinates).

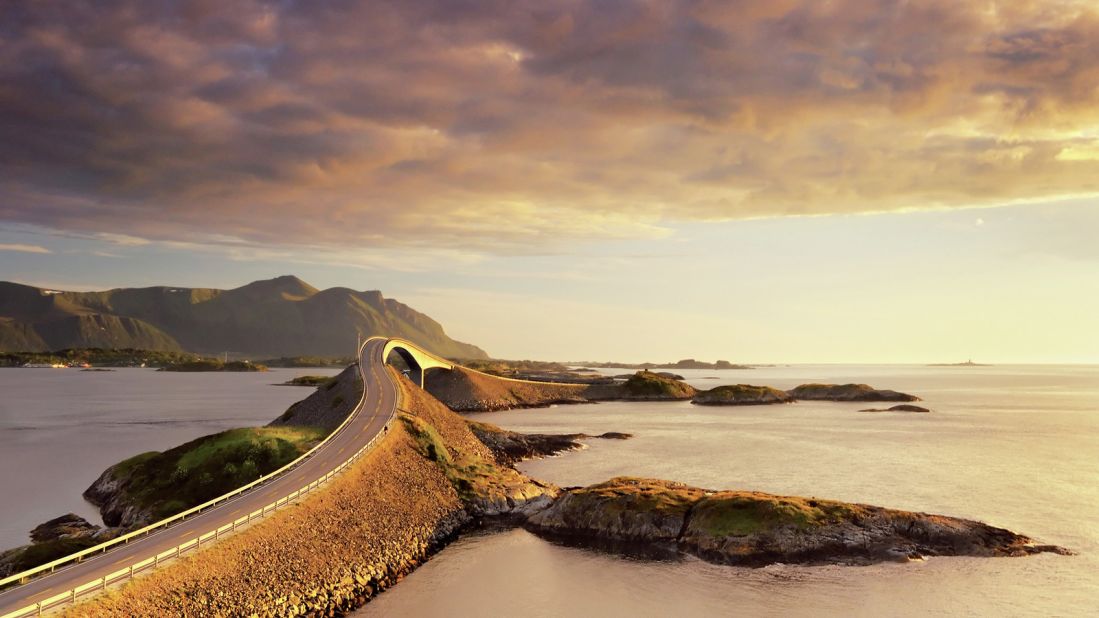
left=400, top=414, right=531, bottom=504
left=89, top=427, right=324, bottom=522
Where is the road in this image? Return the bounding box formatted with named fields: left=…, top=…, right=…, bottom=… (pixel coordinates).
left=0, top=337, right=399, bottom=617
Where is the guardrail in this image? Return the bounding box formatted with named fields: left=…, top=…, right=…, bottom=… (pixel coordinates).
left=0, top=337, right=398, bottom=618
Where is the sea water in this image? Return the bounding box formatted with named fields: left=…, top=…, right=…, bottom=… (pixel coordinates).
left=0, top=367, right=339, bottom=548
left=359, top=364, right=1099, bottom=617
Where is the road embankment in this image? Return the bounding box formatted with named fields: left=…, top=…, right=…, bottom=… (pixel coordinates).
left=65, top=369, right=555, bottom=616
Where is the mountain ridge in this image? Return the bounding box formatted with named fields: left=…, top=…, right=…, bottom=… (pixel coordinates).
left=0, top=276, right=487, bottom=359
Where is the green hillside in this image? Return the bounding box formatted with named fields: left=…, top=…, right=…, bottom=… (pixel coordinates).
left=0, top=276, right=488, bottom=359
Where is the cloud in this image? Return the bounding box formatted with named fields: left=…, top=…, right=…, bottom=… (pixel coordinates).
left=0, top=243, right=51, bottom=254
left=1, top=0, right=1098, bottom=253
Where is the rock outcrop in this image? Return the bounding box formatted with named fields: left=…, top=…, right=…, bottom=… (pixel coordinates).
left=0, top=515, right=124, bottom=579
left=787, top=383, right=920, bottom=402
left=28, top=514, right=99, bottom=543
left=468, top=420, right=632, bottom=466
left=587, top=370, right=697, bottom=401
left=692, top=384, right=793, bottom=406
left=860, top=404, right=931, bottom=413
left=526, top=477, right=1070, bottom=567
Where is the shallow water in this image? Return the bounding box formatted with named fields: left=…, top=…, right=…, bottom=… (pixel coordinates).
left=0, top=367, right=339, bottom=548
left=359, top=364, right=1099, bottom=617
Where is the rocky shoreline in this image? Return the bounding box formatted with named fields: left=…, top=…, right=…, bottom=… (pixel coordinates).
left=468, top=419, right=632, bottom=466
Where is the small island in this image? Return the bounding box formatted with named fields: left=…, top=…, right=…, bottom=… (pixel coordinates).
left=280, top=375, right=337, bottom=387
left=526, top=477, right=1070, bottom=566
left=786, top=383, right=919, bottom=402
left=692, top=384, right=793, bottom=406
left=860, top=404, right=931, bottom=413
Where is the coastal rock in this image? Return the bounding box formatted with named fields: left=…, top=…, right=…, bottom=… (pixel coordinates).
left=860, top=404, right=931, bottom=413
left=468, top=420, right=633, bottom=465
left=29, top=514, right=100, bottom=543
left=787, top=383, right=920, bottom=402
left=528, top=478, right=704, bottom=541
left=585, top=371, right=697, bottom=401
left=83, top=466, right=157, bottom=529
left=525, top=477, right=1071, bottom=567
left=692, top=384, right=793, bottom=406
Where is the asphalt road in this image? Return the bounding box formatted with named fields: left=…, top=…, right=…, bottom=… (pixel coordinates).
left=0, top=337, right=398, bottom=616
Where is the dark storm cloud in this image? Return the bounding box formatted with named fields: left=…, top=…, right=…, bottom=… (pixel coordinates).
left=1, top=0, right=1098, bottom=251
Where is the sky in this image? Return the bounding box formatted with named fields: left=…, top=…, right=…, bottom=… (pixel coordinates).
left=1, top=0, right=1098, bottom=363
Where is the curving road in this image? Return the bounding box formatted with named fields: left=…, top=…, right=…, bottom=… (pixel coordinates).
left=0, top=337, right=400, bottom=617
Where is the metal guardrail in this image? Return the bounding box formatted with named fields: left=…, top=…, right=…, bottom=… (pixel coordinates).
left=0, top=337, right=399, bottom=618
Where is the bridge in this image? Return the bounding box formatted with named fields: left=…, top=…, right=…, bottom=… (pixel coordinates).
left=0, top=336, right=448, bottom=618
left=382, top=337, right=453, bottom=388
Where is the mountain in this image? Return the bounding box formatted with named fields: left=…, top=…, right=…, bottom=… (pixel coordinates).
left=0, top=276, right=488, bottom=359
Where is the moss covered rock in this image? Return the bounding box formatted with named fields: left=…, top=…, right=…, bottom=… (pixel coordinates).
left=526, top=477, right=1070, bottom=566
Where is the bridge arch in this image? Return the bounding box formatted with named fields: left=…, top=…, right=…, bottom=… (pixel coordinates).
left=382, top=338, right=454, bottom=388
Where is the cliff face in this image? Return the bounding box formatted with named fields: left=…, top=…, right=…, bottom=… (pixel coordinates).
left=527, top=478, right=1071, bottom=567
left=0, top=277, right=488, bottom=359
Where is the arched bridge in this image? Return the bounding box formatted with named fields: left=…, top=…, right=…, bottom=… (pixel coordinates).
left=382, top=337, right=454, bottom=388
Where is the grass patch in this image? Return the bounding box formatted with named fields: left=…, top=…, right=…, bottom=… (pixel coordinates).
left=570, top=477, right=705, bottom=517
left=399, top=414, right=525, bottom=502
left=102, top=426, right=325, bottom=520
left=691, top=492, right=866, bottom=536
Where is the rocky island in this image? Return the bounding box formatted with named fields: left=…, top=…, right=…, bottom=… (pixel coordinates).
left=860, top=404, right=931, bottom=413
left=692, top=384, right=793, bottom=406
left=526, top=477, right=1071, bottom=566
left=787, top=383, right=920, bottom=402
